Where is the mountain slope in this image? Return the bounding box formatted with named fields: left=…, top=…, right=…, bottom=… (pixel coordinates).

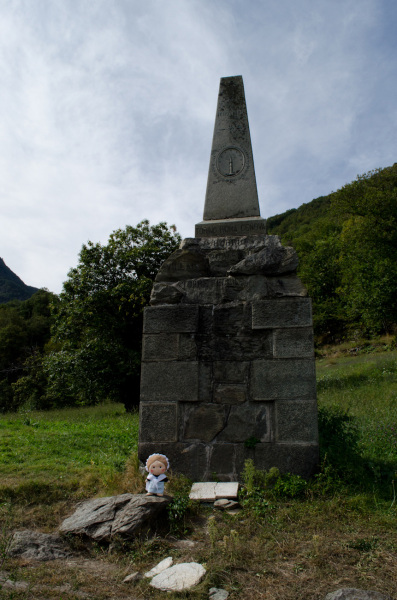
left=0, top=258, right=39, bottom=303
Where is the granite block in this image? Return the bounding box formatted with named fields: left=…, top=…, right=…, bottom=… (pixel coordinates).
left=276, top=400, right=318, bottom=443
left=251, top=359, right=316, bottom=400
left=252, top=298, right=312, bottom=329
left=273, top=327, right=314, bottom=358
left=140, top=361, right=199, bottom=402
left=144, top=305, right=199, bottom=333
left=139, top=403, right=177, bottom=443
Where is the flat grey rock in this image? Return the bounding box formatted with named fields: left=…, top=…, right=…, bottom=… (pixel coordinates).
left=228, top=237, right=298, bottom=276
left=150, top=562, right=206, bottom=591
left=209, top=588, right=229, bottom=600
left=123, top=571, right=142, bottom=583
left=8, top=530, right=71, bottom=561
left=189, top=482, right=239, bottom=501
left=59, top=493, right=171, bottom=542
left=325, top=590, right=393, bottom=600
left=213, top=499, right=239, bottom=510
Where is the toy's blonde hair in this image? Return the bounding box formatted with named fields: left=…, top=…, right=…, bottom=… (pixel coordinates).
left=145, top=453, right=170, bottom=472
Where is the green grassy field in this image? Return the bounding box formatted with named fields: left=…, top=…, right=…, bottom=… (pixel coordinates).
left=0, top=350, right=396, bottom=600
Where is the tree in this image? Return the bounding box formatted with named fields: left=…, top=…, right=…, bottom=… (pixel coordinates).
left=44, top=220, right=181, bottom=410
left=331, top=166, right=397, bottom=334
left=0, top=289, right=55, bottom=412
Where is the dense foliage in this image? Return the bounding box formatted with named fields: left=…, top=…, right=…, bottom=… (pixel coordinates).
left=42, top=220, right=180, bottom=411
left=267, top=164, right=397, bottom=342
left=0, top=290, right=55, bottom=412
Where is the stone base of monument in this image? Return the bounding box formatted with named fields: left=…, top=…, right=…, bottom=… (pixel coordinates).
left=138, top=234, right=319, bottom=481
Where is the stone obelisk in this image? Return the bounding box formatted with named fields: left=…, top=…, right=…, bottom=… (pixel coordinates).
left=138, top=76, right=319, bottom=481
left=196, top=75, right=266, bottom=237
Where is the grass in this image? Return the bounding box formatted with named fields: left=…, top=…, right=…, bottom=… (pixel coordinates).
left=0, top=350, right=397, bottom=599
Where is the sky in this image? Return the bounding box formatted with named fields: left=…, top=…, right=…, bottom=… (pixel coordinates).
left=1, top=0, right=396, bottom=294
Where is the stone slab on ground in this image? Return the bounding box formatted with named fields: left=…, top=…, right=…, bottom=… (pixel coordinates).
left=324, top=590, right=393, bottom=600
left=209, top=588, right=229, bottom=600
left=150, top=562, right=206, bottom=591
left=144, top=557, right=173, bottom=578
left=8, top=530, right=71, bottom=561
left=123, top=571, right=142, bottom=584
left=189, top=482, right=239, bottom=501
left=59, top=493, right=171, bottom=542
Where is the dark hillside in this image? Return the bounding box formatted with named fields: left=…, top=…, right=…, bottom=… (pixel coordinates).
left=267, top=195, right=331, bottom=243
left=0, top=257, right=39, bottom=304
left=266, top=165, right=397, bottom=341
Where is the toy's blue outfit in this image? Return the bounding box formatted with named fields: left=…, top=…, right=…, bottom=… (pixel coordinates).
left=146, top=473, right=168, bottom=495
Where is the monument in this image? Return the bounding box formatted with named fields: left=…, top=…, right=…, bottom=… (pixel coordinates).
left=138, top=76, right=319, bottom=480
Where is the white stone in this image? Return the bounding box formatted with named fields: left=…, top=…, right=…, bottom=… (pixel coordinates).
left=150, top=562, right=206, bottom=591
left=189, top=482, right=217, bottom=501
left=209, top=588, right=229, bottom=600
left=123, top=571, right=142, bottom=583
left=214, top=482, right=239, bottom=499
left=189, top=482, right=239, bottom=501
left=144, top=556, right=173, bottom=578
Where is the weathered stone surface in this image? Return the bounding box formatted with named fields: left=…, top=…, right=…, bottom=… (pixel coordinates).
left=209, top=444, right=237, bottom=480
left=203, top=76, right=259, bottom=222
left=214, top=384, right=246, bottom=404
left=196, top=217, right=266, bottom=237
left=209, top=587, right=230, bottom=600
left=266, top=275, right=308, bottom=297
left=139, top=403, right=177, bottom=442
left=214, top=482, right=239, bottom=499
left=151, top=274, right=307, bottom=307
left=59, top=494, right=171, bottom=542
left=142, top=333, right=179, bottom=361
left=252, top=297, right=312, bottom=329
left=228, top=236, right=298, bottom=276
left=150, top=562, right=206, bottom=591
left=189, top=482, right=217, bottom=501
left=218, top=403, right=271, bottom=442
left=155, top=249, right=209, bottom=282
left=197, top=331, right=273, bottom=362
left=273, top=327, right=314, bottom=358
left=213, top=303, right=250, bottom=334
left=251, top=359, right=316, bottom=400
left=214, top=361, right=248, bottom=383
left=207, top=248, right=245, bottom=276
left=8, top=530, right=71, bottom=561
left=235, top=443, right=319, bottom=478
left=123, top=571, right=142, bottom=583
left=324, top=590, right=393, bottom=600
left=144, top=305, right=199, bottom=333
left=140, top=362, right=199, bottom=402
left=150, top=282, right=184, bottom=305
left=184, top=404, right=226, bottom=442
left=142, top=333, right=197, bottom=361
left=213, top=499, right=239, bottom=510
left=144, top=557, right=173, bottom=578
left=181, top=236, right=265, bottom=253
left=189, top=482, right=239, bottom=501
left=276, top=400, right=318, bottom=442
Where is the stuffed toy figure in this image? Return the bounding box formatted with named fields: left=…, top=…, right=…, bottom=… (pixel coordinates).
left=145, top=453, right=169, bottom=496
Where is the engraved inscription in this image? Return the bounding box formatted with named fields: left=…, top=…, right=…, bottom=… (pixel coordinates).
left=195, top=220, right=266, bottom=237
left=216, top=147, right=245, bottom=178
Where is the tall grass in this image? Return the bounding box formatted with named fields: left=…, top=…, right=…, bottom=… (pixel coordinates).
left=0, top=403, right=139, bottom=502
left=317, top=350, right=397, bottom=492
